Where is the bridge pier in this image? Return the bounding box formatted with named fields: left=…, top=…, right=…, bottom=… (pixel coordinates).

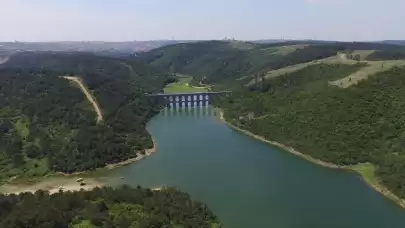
left=148, top=91, right=231, bottom=108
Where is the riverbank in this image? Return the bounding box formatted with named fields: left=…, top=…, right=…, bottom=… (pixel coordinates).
left=106, top=140, right=157, bottom=170
left=0, top=177, right=103, bottom=195
left=217, top=109, right=405, bottom=209
left=0, top=139, right=157, bottom=194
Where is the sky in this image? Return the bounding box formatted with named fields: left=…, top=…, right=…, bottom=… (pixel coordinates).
left=0, top=0, right=404, bottom=42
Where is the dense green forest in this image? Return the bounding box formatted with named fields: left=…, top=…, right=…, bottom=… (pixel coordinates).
left=0, top=185, right=220, bottom=228
left=0, top=53, right=169, bottom=180
left=138, top=41, right=344, bottom=85
left=366, top=49, right=405, bottom=61
left=217, top=64, right=405, bottom=198
left=138, top=41, right=405, bottom=87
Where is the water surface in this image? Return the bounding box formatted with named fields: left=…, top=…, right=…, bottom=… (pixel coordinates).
left=104, top=107, right=405, bottom=228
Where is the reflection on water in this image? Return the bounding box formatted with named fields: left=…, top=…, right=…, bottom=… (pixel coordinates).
left=163, top=105, right=217, bottom=117
left=167, top=101, right=210, bottom=109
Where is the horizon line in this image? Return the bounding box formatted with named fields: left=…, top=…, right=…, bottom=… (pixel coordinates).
left=0, top=39, right=401, bottom=43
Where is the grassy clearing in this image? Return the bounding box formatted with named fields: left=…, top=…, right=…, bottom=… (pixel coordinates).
left=272, top=44, right=308, bottom=55
left=246, top=55, right=354, bottom=86
left=247, top=52, right=405, bottom=88
left=329, top=60, right=405, bottom=88
left=0, top=155, right=50, bottom=185
left=14, top=117, right=29, bottom=139
left=348, top=163, right=377, bottom=186
left=21, top=158, right=50, bottom=179
left=349, top=50, right=376, bottom=60
left=228, top=41, right=256, bottom=50
left=164, top=75, right=209, bottom=93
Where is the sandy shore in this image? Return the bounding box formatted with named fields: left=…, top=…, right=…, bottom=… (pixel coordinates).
left=0, top=177, right=103, bottom=195
left=0, top=139, right=157, bottom=195
left=218, top=109, right=405, bottom=209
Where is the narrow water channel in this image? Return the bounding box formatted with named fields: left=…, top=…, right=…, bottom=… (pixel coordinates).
left=104, top=106, right=405, bottom=228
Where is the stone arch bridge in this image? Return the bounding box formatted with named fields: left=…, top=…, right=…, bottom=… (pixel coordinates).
left=148, top=91, right=231, bottom=107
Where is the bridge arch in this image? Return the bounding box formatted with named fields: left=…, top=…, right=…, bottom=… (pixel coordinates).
left=148, top=91, right=231, bottom=108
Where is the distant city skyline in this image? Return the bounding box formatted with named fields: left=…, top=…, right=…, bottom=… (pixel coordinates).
left=0, top=0, right=404, bottom=42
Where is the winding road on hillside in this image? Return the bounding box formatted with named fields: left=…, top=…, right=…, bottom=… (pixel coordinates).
left=63, top=76, right=103, bottom=123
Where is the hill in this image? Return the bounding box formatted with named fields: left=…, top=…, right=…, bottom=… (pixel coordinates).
left=0, top=40, right=192, bottom=57
left=138, top=41, right=405, bottom=88
left=138, top=41, right=344, bottom=86
left=0, top=52, right=170, bottom=181
left=380, top=40, right=405, bottom=46
left=247, top=51, right=405, bottom=88
left=216, top=63, right=405, bottom=200
left=0, top=185, right=220, bottom=228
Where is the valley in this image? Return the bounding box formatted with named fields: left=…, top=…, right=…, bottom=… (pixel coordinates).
left=163, top=74, right=209, bottom=93
left=3, top=40, right=405, bottom=227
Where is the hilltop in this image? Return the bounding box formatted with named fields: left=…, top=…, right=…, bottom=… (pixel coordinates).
left=138, top=40, right=405, bottom=88
left=0, top=52, right=170, bottom=181
left=247, top=50, right=405, bottom=88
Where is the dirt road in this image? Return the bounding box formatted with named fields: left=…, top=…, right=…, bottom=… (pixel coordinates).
left=63, top=76, right=103, bottom=123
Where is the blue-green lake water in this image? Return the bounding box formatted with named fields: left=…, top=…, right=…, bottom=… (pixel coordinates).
left=103, top=107, right=405, bottom=228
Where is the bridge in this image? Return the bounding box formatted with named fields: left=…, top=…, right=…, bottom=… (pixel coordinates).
left=148, top=91, right=231, bottom=107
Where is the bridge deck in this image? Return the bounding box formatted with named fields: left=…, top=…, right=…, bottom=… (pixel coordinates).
left=148, top=91, right=231, bottom=97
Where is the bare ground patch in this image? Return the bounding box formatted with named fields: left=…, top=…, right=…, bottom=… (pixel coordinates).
left=329, top=60, right=405, bottom=88
left=348, top=50, right=376, bottom=60
left=247, top=55, right=357, bottom=86
left=272, top=44, right=309, bottom=55
left=247, top=52, right=405, bottom=88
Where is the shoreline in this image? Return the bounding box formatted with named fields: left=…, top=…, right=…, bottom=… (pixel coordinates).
left=218, top=109, right=405, bottom=209
left=105, top=139, right=157, bottom=170
left=0, top=177, right=104, bottom=195
left=0, top=139, right=157, bottom=195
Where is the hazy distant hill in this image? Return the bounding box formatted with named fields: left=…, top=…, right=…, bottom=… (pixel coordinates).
left=380, top=40, right=405, bottom=46
left=0, top=40, right=194, bottom=57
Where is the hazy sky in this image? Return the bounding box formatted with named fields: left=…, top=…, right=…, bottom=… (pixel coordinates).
left=0, top=0, right=404, bottom=42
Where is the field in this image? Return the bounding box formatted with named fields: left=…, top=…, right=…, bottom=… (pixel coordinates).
left=348, top=50, right=376, bottom=60
left=248, top=51, right=405, bottom=88
left=164, top=75, right=209, bottom=93
left=349, top=163, right=377, bottom=186
left=329, top=60, right=405, bottom=88
left=272, top=44, right=308, bottom=55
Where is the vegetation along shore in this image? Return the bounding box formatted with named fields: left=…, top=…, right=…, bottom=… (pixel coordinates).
left=218, top=108, right=405, bottom=209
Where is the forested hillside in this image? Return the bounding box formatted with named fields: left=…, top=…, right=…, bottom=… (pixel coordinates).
left=0, top=185, right=221, bottom=228
left=217, top=64, right=405, bottom=198
left=366, top=48, right=405, bottom=61
left=0, top=53, right=169, bottom=180
left=138, top=41, right=405, bottom=87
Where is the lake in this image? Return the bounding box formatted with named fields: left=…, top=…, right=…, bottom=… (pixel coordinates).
left=103, top=106, right=405, bottom=228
